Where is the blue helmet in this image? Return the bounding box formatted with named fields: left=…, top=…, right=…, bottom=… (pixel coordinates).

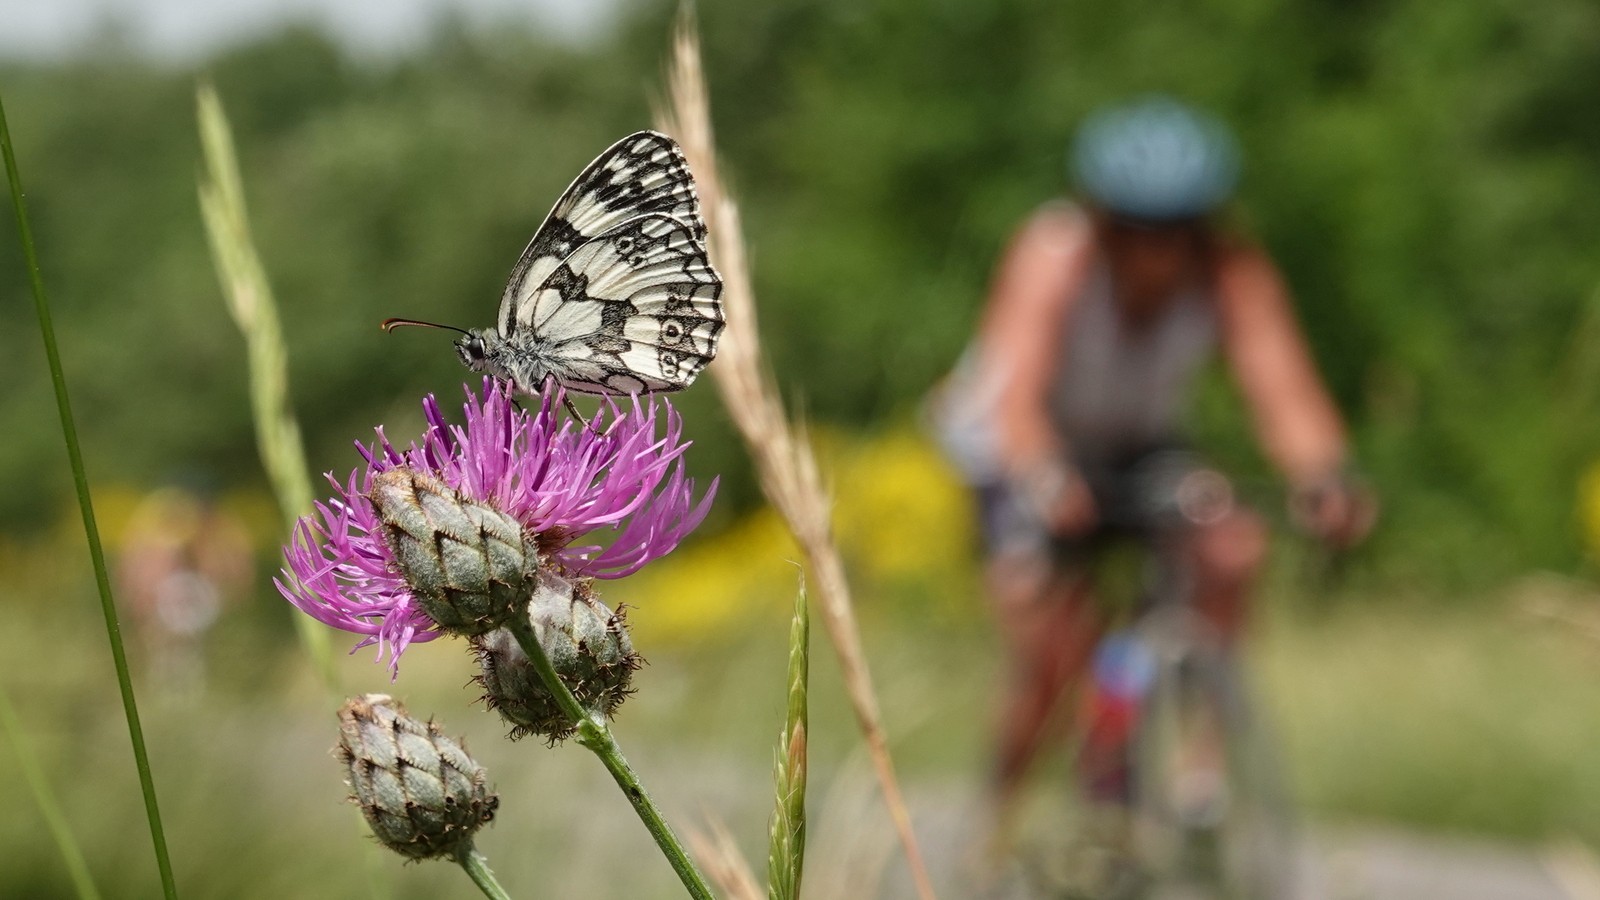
left=1070, top=96, right=1241, bottom=223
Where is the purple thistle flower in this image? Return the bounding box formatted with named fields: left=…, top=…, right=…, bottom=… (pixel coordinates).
left=276, top=379, right=717, bottom=673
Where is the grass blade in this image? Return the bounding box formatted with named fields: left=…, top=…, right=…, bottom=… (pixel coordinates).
left=767, top=582, right=810, bottom=900
left=655, top=12, right=938, bottom=898
left=0, top=681, right=102, bottom=900
left=194, top=83, right=334, bottom=686
left=1, top=91, right=178, bottom=900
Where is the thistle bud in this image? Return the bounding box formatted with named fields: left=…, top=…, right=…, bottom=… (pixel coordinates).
left=475, top=569, right=640, bottom=742
left=370, top=468, right=537, bottom=636
left=336, top=694, right=497, bottom=861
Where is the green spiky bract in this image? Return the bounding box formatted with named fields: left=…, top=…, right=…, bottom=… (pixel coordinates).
left=768, top=582, right=810, bottom=900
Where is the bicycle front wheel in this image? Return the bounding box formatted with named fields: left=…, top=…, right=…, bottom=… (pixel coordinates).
left=1129, top=607, right=1299, bottom=899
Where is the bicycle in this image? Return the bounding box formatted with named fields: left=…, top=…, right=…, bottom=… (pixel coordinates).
left=1021, top=450, right=1301, bottom=900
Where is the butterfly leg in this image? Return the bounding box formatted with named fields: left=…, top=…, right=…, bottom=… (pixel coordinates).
left=562, top=394, right=593, bottom=430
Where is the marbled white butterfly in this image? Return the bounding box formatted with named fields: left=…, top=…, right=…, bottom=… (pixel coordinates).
left=385, top=131, right=724, bottom=396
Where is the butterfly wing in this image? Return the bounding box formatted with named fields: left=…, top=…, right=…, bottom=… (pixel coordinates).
left=521, top=212, right=723, bottom=394
left=499, top=131, right=706, bottom=337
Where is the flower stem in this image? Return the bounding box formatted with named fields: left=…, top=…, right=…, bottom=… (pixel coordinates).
left=0, top=93, right=178, bottom=899
left=504, top=616, right=714, bottom=900
left=453, top=844, right=513, bottom=900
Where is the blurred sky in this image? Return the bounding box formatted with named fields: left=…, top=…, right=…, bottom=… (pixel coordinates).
left=0, top=0, right=617, bottom=61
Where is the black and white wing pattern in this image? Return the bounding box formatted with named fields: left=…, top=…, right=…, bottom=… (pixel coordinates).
left=492, top=130, right=723, bottom=395
left=518, top=212, right=723, bottom=394
left=499, top=131, right=708, bottom=337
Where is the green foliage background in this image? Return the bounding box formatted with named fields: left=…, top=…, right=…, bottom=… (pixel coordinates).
left=3, top=0, right=1599, bottom=588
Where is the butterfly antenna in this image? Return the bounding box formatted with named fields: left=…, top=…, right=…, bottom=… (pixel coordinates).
left=381, top=317, right=472, bottom=336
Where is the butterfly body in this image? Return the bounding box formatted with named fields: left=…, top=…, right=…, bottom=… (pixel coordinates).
left=404, top=131, right=724, bottom=397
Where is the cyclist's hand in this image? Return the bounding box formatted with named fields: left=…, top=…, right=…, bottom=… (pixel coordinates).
left=1024, top=460, right=1099, bottom=537
left=1290, top=474, right=1377, bottom=550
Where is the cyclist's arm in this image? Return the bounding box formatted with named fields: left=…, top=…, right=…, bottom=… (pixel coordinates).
left=978, top=203, right=1095, bottom=473
left=1214, top=242, right=1350, bottom=488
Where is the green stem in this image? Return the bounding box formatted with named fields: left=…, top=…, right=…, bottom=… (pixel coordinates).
left=0, top=95, right=178, bottom=898
left=504, top=616, right=714, bottom=900
left=0, top=681, right=102, bottom=900
left=453, top=843, right=513, bottom=900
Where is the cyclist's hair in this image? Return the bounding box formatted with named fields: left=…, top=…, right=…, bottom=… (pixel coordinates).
left=1070, top=96, right=1241, bottom=224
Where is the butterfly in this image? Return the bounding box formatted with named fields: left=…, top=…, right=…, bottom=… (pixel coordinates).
left=384, top=131, right=724, bottom=397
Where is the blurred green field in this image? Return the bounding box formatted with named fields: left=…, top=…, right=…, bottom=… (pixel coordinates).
left=1264, top=578, right=1600, bottom=844
left=3, top=463, right=1599, bottom=897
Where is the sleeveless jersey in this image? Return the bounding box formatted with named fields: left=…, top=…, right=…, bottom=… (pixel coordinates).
left=1048, top=261, right=1218, bottom=464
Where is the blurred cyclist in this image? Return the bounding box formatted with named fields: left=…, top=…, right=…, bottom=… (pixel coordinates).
left=933, top=96, right=1375, bottom=835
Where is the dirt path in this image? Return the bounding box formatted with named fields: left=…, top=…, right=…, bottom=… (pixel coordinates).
left=1291, top=827, right=1592, bottom=900
left=851, top=782, right=1598, bottom=899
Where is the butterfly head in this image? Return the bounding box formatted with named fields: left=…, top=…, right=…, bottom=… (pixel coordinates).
left=454, top=328, right=539, bottom=393
left=454, top=329, right=493, bottom=372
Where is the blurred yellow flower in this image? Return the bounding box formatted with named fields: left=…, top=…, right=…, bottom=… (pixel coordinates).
left=1580, top=460, right=1600, bottom=562
left=831, top=428, right=974, bottom=588
left=620, top=426, right=978, bottom=646
left=618, top=507, right=800, bottom=645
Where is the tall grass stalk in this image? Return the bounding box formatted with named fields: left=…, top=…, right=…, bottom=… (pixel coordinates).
left=1, top=92, right=178, bottom=900
left=767, top=584, right=809, bottom=900
left=196, top=85, right=396, bottom=900
left=655, top=14, right=938, bottom=899
left=0, top=681, right=102, bottom=900
left=194, top=83, right=335, bottom=687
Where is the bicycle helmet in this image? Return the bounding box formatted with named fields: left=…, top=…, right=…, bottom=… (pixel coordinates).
left=1070, top=96, right=1240, bottom=223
